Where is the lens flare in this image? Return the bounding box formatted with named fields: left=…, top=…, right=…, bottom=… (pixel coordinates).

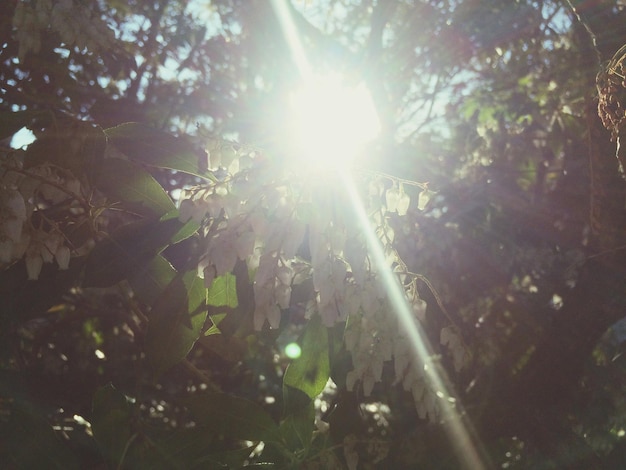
left=270, top=1, right=489, bottom=467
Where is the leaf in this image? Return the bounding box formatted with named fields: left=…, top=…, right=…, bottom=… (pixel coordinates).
left=207, top=272, right=239, bottom=308
left=91, top=384, right=133, bottom=466
left=204, top=313, right=227, bottom=336
left=83, top=217, right=187, bottom=287
left=161, top=209, right=201, bottom=244
left=105, top=123, right=210, bottom=178
left=280, top=400, right=315, bottom=452
left=185, top=392, right=282, bottom=443
left=0, top=377, right=80, bottom=470
left=192, top=444, right=257, bottom=469
left=0, top=109, right=42, bottom=141
left=139, top=427, right=254, bottom=469
left=128, top=255, right=176, bottom=305
left=1, top=407, right=80, bottom=469
left=145, top=270, right=208, bottom=377
left=283, top=314, right=330, bottom=402
left=0, top=257, right=84, bottom=328
left=95, top=157, right=175, bottom=218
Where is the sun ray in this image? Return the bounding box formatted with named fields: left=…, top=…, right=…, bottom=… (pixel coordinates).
left=270, top=1, right=489, bottom=468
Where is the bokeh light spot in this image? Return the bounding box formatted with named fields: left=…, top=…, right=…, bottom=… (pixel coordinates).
left=285, top=342, right=302, bottom=359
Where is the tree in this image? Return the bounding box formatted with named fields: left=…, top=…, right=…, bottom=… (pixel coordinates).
left=1, top=0, right=626, bottom=468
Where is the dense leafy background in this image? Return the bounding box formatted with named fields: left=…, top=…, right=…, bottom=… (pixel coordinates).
left=2, top=0, right=626, bottom=468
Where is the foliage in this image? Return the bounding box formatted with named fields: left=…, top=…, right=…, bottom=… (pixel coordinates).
left=1, top=0, right=626, bottom=469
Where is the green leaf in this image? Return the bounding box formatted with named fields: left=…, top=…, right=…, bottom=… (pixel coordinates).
left=204, top=313, right=227, bottom=336
left=128, top=255, right=177, bottom=305
left=192, top=444, right=257, bottom=469
left=283, top=314, right=330, bottom=401
left=0, top=375, right=80, bottom=470
left=145, top=270, right=208, bottom=377
left=185, top=392, right=282, bottom=443
left=161, top=209, right=201, bottom=244
left=83, top=217, right=187, bottom=287
left=278, top=315, right=329, bottom=452
left=105, top=123, right=210, bottom=178
left=280, top=400, right=315, bottom=452
left=95, top=157, right=175, bottom=218
left=130, top=426, right=216, bottom=468
left=91, top=384, right=133, bottom=466
left=0, top=109, right=42, bottom=141
left=1, top=406, right=80, bottom=469
left=207, top=272, right=239, bottom=308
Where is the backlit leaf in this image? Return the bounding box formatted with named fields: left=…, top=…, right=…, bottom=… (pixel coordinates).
left=105, top=123, right=211, bottom=178
left=83, top=217, right=187, bottom=287
left=128, top=255, right=176, bottom=305
left=207, top=272, right=238, bottom=308
left=283, top=313, right=330, bottom=401
left=95, top=158, right=175, bottom=218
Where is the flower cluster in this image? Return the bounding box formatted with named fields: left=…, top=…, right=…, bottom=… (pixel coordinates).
left=1, top=153, right=79, bottom=279
left=178, top=143, right=298, bottom=327
left=178, top=139, right=466, bottom=422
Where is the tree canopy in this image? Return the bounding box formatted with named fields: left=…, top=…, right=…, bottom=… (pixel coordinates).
left=2, top=0, right=626, bottom=468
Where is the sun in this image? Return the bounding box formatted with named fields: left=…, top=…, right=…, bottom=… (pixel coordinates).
left=286, top=73, right=380, bottom=171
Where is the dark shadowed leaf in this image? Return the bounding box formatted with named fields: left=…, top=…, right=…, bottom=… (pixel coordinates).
left=185, top=392, right=282, bottom=443
left=105, top=123, right=210, bottom=178
left=128, top=255, right=177, bottom=305
left=280, top=400, right=315, bottom=452
left=1, top=405, right=79, bottom=469
left=91, top=384, right=133, bottom=466
left=95, top=157, right=175, bottom=218
left=83, top=217, right=186, bottom=287
left=145, top=270, right=207, bottom=377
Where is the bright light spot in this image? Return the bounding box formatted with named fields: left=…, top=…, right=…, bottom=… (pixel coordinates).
left=73, top=414, right=91, bottom=427
left=288, top=73, right=380, bottom=170
left=94, top=349, right=106, bottom=360
left=285, top=342, right=302, bottom=359
left=550, top=293, right=563, bottom=310
left=10, top=127, right=36, bottom=148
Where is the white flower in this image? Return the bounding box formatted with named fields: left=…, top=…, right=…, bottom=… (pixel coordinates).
left=209, top=243, right=237, bottom=277
left=275, top=265, right=293, bottom=286
left=385, top=187, right=400, bottom=212
left=55, top=245, right=71, bottom=270
left=234, top=230, right=255, bottom=260
left=281, top=218, right=306, bottom=258
left=0, top=238, right=12, bottom=263
left=26, top=252, right=43, bottom=280
left=5, top=190, right=26, bottom=221
left=396, top=190, right=410, bottom=216
left=275, top=284, right=291, bottom=309
left=42, top=232, right=62, bottom=263
left=3, top=218, right=23, bottom=243
left=178, top=198, right=196, bottom=222
left=202, top=265, right=216, bottom=289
